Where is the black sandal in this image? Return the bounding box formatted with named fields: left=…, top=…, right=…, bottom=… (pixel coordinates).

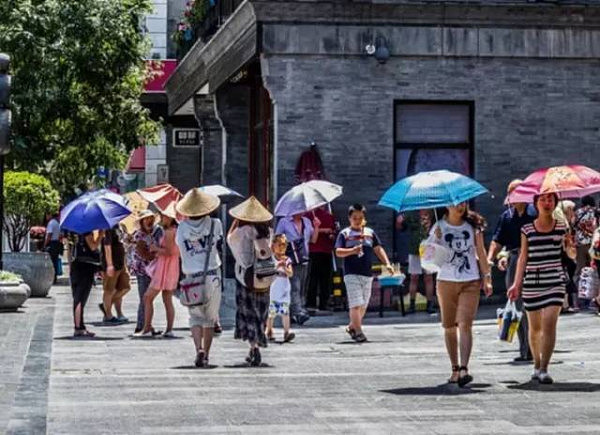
left=458, top=366, right=473, bottom=387
left=448, top=365, right=460, bottom=384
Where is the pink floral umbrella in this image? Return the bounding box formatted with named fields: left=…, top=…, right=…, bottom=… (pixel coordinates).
left=508, top=165, right=600, bottom=204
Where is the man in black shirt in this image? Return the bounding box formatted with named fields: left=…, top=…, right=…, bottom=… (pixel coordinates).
left=100, top=227, right=131, bottom=323
left=488, top=179, right=536, bottom=362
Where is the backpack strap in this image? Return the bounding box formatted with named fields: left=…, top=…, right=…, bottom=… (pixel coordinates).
left=201, top=219, right=216, bottom=284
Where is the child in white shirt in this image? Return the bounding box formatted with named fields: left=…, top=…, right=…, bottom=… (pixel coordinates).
left=266, top=234, right=295, bottom=343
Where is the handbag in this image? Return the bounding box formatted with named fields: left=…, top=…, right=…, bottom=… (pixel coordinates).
left=178, top=220, right=215, bottom=307
left=497, top=300, right=522, bottom=343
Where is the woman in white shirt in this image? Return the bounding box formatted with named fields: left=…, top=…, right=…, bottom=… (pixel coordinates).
left=429, top=202, right=493, bottom=387
left=175, top=189, right=222, bottom=368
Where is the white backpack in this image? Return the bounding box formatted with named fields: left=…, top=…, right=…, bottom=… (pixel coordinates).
left=235, top=235, right=277, bottom=292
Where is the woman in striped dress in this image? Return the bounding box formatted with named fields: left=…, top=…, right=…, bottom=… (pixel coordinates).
left=508, top=192, right=571, bottom=384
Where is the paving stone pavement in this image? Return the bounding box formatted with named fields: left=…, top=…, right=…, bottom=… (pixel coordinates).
left=3, top=278, right=600, bottom=434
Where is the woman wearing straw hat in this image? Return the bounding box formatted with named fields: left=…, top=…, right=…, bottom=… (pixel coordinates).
left=130, top=210, right=160, bottom=335
left=140, top=204, right=180, bottom=338
left=175, top=188, right=223, bottom=368
left=227, top=196, right=274, bottom=366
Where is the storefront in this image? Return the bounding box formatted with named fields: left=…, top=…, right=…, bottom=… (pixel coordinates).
left=165, top=0, right=600, bottom=260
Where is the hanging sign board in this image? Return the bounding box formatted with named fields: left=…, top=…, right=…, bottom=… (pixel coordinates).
left=173, top=128, right=202, bottom=147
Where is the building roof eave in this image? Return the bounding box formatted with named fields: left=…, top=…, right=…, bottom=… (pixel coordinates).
left=165, top=1, right=258, bottom=116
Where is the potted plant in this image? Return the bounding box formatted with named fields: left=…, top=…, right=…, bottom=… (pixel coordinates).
left=0, top=270, right=30, bottom=311
left=3, top=171, right=60, bottom=297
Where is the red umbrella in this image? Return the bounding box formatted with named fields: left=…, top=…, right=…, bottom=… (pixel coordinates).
left=508, top=165, right=600, bottom=203
left=137, top=184, right=182, bottom=213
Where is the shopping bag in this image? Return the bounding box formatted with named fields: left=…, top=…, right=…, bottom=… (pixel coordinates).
left=578, top=267, right=599, bottom=300
left=497, top=300, right=522, bottom=343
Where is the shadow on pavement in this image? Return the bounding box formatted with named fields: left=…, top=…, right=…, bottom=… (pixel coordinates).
left=223, top=363, right=274, bottom=369
left=381, top=383, right=492, bottom=396
left=334, top=340, right=394, bottom=345
left=507, top=381, right=600, bottom=392
left=484, top=360, right=564, bottom=366
left=54, top=336, right=125, bottom=341
left=171, top=365, right=218, bottom=370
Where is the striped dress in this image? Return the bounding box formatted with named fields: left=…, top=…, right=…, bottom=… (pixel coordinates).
left=521, top=221, right=567, bottom=311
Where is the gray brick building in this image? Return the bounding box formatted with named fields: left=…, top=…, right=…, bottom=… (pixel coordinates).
left=166, top=0, right=600, bottom=261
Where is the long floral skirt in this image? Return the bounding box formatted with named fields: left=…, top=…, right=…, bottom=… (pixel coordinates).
left=234, top=281, right=269, bottom=348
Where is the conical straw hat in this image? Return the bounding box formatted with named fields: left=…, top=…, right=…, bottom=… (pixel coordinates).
left=176, top=188, right=220, bottom=217
left=229, top=196, right=273, bottom=223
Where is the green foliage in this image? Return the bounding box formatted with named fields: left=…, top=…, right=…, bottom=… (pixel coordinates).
left=50, top=137, right=127, bottom=196
left=0, top=270, right=22, bottom=282
left=0, top=0, right=160, bottom=196
left=3, top=171, right=60, bottom=252
left=173, top=0, right=209, bottom=47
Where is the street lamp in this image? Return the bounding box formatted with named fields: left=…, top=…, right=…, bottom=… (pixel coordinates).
left=0, top=53, right=12, bottom=269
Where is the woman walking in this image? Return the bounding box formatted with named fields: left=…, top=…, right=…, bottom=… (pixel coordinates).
left=429, top=202, right=492, bottom=386
left=335, top=204, right=394, bottom=343
left=140, top=206, right=179, bottom=338
left=175, top=188, right=223, bottom=368
left=227, top=196, right=275, bottom=366
left=131, top=210, right=160, bottom=335
left=508, top=193, right=570, bottom=384
left=70, top=230, right=104, bottom=337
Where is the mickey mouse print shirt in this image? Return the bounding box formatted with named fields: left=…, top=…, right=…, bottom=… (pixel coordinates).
left=429, top=219, right=480, bottom=282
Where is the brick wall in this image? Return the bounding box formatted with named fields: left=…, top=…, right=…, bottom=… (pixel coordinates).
left=262, top=55, right=600, bottom=257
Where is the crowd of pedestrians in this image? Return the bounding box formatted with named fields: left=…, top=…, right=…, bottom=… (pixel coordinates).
left=50, top=182, right=600, bottom=385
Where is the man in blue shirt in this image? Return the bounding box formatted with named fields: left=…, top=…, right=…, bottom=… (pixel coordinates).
left=487, top=179, right=536, bottom=362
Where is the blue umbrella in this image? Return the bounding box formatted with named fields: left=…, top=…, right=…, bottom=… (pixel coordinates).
left=378, top=170, right=488, bottom=212
left=60, top=189, right=132, bottom=234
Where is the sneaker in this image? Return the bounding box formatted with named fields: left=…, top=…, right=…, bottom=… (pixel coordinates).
left=538, top=371, right=554, bottom=384
left=103, top=317, right=122, bottom=325
left=283, top=332, right=296, bottom=343
left=133, top=328, right=142, bottom=335
left=354, top=332, right=368, bottom=343
left=162, top=331, right=175, bottom=338
left=514, top=355, right=534, bottom=363
left=296, top=313, right=310, bottom=326
left=116, top=315, right=129, bottom=323
left=345, top=326, right=357, bottom=340
left=140, top=330, right=154, bottom=338
left=531, top=369, right=541, bottom=381
left=195, top=351, right=206, bottom=368
left=151, top=328, right=163, bottom=336
left=426, top=301, right=437, bottom=314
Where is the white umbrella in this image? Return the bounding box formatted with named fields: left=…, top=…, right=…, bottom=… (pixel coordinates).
left=200, top=184, right=243, bottom=198
left=274, top=180, right=343, bottom=217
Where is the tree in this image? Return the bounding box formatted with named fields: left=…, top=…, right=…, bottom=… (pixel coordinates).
left=0, top=0, right=160, bottom=196
left=3, top=171, right=60, bottom=252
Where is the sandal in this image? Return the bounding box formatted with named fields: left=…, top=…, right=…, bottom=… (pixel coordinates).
left=458, top=366, right=473, bottom=387
left=73, top=329, right=95, bottom=338
left=448, top=365, right=460, bottom=384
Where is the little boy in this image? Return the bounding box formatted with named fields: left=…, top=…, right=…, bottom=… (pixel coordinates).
left=266, top=234, right=295, bottom=343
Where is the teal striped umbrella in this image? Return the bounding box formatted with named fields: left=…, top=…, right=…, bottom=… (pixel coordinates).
left=379, top=170, right=488, bottom=212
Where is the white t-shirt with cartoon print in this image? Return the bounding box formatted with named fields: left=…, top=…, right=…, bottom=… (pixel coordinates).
left=429, top=219, right=480, bottom=282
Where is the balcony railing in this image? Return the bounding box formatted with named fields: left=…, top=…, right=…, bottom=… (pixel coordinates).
left=176, top=0, right=244, bottom=60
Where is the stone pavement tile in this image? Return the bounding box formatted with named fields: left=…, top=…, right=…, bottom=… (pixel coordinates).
left=41, top=279, right=600, bottom=434
left=0, top=296, right=55, bottom=435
